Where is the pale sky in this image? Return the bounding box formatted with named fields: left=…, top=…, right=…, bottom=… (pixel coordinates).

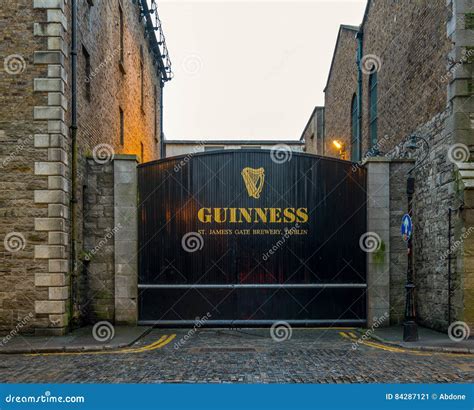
left=157, top=0, right=367, bottom=141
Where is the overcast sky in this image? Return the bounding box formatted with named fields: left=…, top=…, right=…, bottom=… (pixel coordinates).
left=157, top=0, right=366, bottom=141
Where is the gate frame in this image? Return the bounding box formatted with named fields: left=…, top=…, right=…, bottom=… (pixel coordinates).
left=136, top=149, right=370, bottom=327
left=86, top=152, right=394, bottom=329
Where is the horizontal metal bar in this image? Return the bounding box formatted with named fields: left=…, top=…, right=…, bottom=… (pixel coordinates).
left=138, top=283, right=367, bottom=289
left=138, top=319, right=366, bottom=326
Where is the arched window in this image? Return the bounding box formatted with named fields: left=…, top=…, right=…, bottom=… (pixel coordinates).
left=369, top=72, right=378, bottom=148
left=351, top=94, right=359, bottom=162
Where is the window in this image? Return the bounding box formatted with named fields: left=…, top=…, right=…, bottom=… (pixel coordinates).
left=140, top=46, right=144, bottom=112
left=119, top=107, right=124, bottom=146
left=119, top=3, right=124, bottom=66
left=350, top=94, right=360, bottom=162
left=369, top=72, right=378, bottom=148
left=82, top=45, right=91, bottom=101
left=140, top=142, right=144, bottom=163
left=204, top=146, right=225, bottom=151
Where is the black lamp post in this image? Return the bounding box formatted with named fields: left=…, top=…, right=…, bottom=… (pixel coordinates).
left=403, top=134, right=429, bottom=342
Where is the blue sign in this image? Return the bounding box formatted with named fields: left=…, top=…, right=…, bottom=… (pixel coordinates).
left=401, top=214, right=413, bottom=242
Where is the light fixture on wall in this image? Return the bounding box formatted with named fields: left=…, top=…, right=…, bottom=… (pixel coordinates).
left=332, top=140, right=346, bottom=160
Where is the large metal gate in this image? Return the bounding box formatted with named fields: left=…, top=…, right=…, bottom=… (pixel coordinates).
left=138, top=150, right=367, bottom=326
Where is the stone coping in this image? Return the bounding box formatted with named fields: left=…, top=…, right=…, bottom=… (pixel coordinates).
left=362, top=156, right=416, bottom=165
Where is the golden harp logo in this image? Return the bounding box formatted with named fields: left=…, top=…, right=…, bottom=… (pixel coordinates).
left=241, top=167, right=265, bottom=199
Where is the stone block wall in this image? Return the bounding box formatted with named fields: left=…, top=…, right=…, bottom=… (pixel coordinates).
left=113, top=156, right=138, bottom=325
left=385, top=109, right=464, bottom=331
left=387, top=160, right=413, bottom=325
left=365, top=158, right=391, bottom=327
left=82, top=158, right=115, bottom=323
left=0, top=0, right=68, bottom=336
left=0, top=0, right=164, bottom=335
left=82, top=155, right=138, bottom=325
left=448, top=0, right=474, bottom=330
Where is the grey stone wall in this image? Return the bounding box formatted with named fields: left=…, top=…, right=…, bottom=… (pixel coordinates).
left=82, top=155, right=138, bottom=325
left=385, top=109, right=462, bottom=331
left=82, top=158, right=115, bottom=323
left=113, top=156, right=138, bottom=325
left=448, top=0, right=474, bottom=329
left=388, top=160, right=414, bottom=325
left=365, top=158, right=390, bottom=327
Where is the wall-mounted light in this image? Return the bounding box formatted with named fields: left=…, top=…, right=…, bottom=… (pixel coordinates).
left=332, top=140, right=346, bottom=160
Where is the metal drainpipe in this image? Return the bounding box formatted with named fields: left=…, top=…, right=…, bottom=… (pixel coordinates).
left=69, top=0, right=78, bottom=324
left=356, top=30, right=364, bottom=161
left=159, top=80, right=165, bottom=158
left=448, top=208, right=452, bottom=325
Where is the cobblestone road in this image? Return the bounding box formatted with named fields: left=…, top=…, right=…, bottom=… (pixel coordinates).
left=0, top=329, right=473, bottom=383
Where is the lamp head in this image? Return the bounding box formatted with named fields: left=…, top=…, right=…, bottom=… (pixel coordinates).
left=407, top=134, right=418, bottom=150
left=333, top=140, right=343, bottom=150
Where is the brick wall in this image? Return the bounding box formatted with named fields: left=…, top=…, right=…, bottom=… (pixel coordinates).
left=360, top=0, right=451, bottom=155
left=323, top=26, right=358, bottom=159
left=301, top=107, right=325, bottom=156
left=320, top=0, right=474, bottom=331
left=0, top=0, right=163, bottom=335
left=71, top=0, right=162, bottom=327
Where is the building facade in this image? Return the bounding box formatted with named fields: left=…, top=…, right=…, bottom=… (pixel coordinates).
left=302, top=0, right=474, bottom=331
left=0, top=0, right=171, bottom=335
left=300, top=106, right=325, bottom=156
left=164, top=140, right=304, bottom=158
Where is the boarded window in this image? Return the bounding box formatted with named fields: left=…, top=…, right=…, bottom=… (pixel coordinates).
left=120, top=107, right=124, bottom=146
left=119, top=3, right=124, bottom=63
left=82, top=45, right=91, bottom=101
left=351, top=94, right=360, bottom=162
left=369, top=72, right=378, bottom=148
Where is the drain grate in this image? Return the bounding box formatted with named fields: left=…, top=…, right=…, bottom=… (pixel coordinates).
left=192, top=347, right=257, bottom=353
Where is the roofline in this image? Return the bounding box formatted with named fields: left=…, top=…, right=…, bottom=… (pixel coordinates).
left=360, top=0, right=372, bottom=31
left=323, top=24, right=360, bottom=93
left=341, top=24, right=359, bottom=31
left=300, top=106, right=324, bottom=142
left=164, top=140, right=304, bottom=145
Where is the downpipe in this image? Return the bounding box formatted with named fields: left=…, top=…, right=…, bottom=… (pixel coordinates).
left=159, top=80, right=165, bottom=158
left=69, top=0, right=78, bottom=327
left=356, top=30, right=363, bottom=161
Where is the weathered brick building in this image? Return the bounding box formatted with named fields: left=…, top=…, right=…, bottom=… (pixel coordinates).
left=302, top=0, right=474, bottom=331
left=0, top=0, right=172, bottom=334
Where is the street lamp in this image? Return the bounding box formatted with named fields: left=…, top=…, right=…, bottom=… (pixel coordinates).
left=403, top=134, right=429, bottom=342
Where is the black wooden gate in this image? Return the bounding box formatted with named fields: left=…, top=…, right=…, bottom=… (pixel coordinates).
left=138, top=150, right=367, bottom=326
